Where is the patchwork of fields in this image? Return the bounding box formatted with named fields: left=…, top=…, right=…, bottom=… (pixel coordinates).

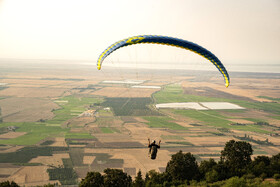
left=0, top=63, right=279, bottom=186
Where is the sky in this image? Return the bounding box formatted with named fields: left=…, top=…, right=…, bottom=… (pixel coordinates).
left=0, top=0, right=280, bottom=67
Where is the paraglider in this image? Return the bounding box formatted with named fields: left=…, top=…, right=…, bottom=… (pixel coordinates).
left=97, top=35, right=230, bottom=87
left=148, top=138, right=161, bottom=160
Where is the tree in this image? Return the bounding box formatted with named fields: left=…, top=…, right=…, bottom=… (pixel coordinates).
left=79, top=172, right=104, bottom=187
left=133, top=170, right=144, bottom=187
left=166, top=150, right=199, bottom=181
left=212, top=161, right=229, bottom=181
left=0, top=181, right=19, bottom=187
left=145, top=170, right=170, bottom=186
left=250, top=156, right=271, bottom=177
left=205, top=170, right=219, bottom=183
left=270, top=153, right=280, bottom=176
left=103, top=168, right=132, bottom=187
left=221, top=140, right=253, bottom=176
left=199, top=158, right=217, bottom=179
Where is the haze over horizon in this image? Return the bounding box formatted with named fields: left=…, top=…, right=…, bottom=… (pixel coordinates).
left=0, top=0, right=280, bottom=67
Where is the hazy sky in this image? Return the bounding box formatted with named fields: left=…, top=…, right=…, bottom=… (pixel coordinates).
left=0, top=0, right=279, bottom=66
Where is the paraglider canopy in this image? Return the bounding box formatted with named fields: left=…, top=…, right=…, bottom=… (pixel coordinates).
left=97, top=35, right=230, bottom=87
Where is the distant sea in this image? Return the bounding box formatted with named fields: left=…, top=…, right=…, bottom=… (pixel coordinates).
left=85, top=62, right=280, bottom=74
left=0, top=59, right=279, bottom=74
left=227, top=64, right=280, bottom=74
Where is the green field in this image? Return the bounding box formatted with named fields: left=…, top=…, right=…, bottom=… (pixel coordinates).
left=95, top=118, right=116, bottom=127
left=0, top=146, right=68, bottom=163
left=174, top=110, right=271, bottom=134
left=154, top=84, right=280, bottom=115
left=100, top=127, right=115, bottom=133
left=101, top=97, right=161, bottom=116
left=258, top=96, right=280, bottom=102
left=49, top=96, right=102, bottom=124
left=154, top=84, right=279, bottom=134
left=65, top=132, right=95, bottom=139
left=0, top=122, right=67, bottom=145
left=48, top=168, right=78, bottom=185
left=153, top=84, right=224, bottom=103
left=143, top=116, right=188, bottom=130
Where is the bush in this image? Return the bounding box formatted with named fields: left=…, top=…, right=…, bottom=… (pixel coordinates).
left=223, top=177, right=246, bottom=187
left=273, top=173, right=280, bottom=180
left=205, top=170, right=219, bottom=183
left=243, top=173, right=255, bottom=179
left=0, top=181, right=19, bottom=187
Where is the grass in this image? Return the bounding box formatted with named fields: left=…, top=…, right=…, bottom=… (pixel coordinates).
left=143, top=116, right=188, bottom=130
left=258, top=96, right=280, bottom=101
left=0, top=122, right=67, bottom=145
left=65, top=132, right=95, bottom=139
left=270, top=115, right=280, bottom=120
left=175, top=110, right=231, bottom=128
left=174, top=110, right=271, bottom=134
left=244, top=118, right=267, bottom=123
left=100, top=127, right=114, bottom=133
left=40, top=140, right=55, bottom=145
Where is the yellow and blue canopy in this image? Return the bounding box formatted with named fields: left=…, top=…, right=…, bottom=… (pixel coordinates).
left=97, top=35, right=230, bottom=87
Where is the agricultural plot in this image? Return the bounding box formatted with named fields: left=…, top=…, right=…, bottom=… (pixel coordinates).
left=155, top=84, right=279, bottom=134
left=174, top=110, right=272, bottom=134
left=2, top=165, right=53, bottom=186
left=143, top=116, right=188, bottom=130
left=0, top=97, right=60, bottom=122
left=90, top=153, right=124, bottom=172
left=131, top=85, right=161, bottom=89
left=100, top=127, right=115, bottom=133
left=84, top=148, right=171, bottom=177
left=155, top=102, right=244, bottom=110
left=154, top=84, right=280, bottom=116
left=0, top=64, right=279, bottom=185
left=101, top=80, right=145, bottom=84
left=0, top=122, right=67, bottom=145
left=94, top=117, right=123, bottom=127
left=29, top=153, right=69, bottom=167
left=48, top=96, right=102, bottom=124
left=48, top=167, right=78, bottom=185
left=0, top=146, right=68, bottom=163
left=65, top=132, right=96, bottom=140
left=101, top=97, right=161, bottom=116
left=92, top=87, right=158, bottom=97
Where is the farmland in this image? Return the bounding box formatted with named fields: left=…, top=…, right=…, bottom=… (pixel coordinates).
left=101, top=97, right=161, bottom=116
left=0, top=61, right=279, bottom=186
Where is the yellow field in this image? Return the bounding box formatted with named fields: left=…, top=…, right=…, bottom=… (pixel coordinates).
left=0, top=97, right=60, bottom=122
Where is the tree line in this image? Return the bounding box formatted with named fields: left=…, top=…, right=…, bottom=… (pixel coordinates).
left=1, top=140, right=280, bottom=187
